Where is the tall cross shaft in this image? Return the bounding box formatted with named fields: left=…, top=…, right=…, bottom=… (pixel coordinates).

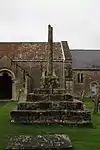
left=47, top=24, right=53, bottom=76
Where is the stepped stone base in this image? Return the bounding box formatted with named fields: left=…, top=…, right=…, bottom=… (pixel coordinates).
left=17, top=100, right=83, bottom=110
left=10, top=88, right=92, bottom=127
left=27, top=94, right=73, bottom=101
left=32, top=88, right=66, bottom=94
left=10, top=108, right=92, bottom=126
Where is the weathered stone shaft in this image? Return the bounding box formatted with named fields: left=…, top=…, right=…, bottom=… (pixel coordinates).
left=47, top=24, right=53, bottom=76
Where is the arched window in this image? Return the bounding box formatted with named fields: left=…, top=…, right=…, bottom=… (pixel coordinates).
left=77, top=73, right=83, bottom=83
left=81, top=73, right=83, bottom=83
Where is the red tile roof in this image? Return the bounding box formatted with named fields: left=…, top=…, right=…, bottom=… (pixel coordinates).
left=0, top=42, right=63, bottom=60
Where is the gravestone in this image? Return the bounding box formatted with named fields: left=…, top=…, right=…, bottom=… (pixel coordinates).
left=5, top=134, right=73, bottom=150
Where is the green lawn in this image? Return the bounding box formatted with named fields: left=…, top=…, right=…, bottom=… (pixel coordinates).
left=0, top=99, right=100, bottom=149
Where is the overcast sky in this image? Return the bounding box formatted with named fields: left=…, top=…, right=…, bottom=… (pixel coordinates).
left=0, top=0, right=100, bottom=49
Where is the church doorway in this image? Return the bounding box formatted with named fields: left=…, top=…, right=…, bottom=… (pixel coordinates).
left=0, top=72, right=12, bottom=100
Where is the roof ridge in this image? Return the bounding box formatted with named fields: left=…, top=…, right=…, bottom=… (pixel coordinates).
left=0, top=42, right=61, bottom=44
left=70, top=49, right=100, bottom=51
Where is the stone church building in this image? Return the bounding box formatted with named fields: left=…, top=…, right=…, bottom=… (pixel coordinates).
left=0, top=26, right=100, bottom=100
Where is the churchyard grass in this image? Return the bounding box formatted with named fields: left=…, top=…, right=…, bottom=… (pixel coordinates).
left=0, top=99, right=100, bottom=150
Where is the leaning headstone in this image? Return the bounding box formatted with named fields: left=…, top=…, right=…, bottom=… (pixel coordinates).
left=5, top=134, right=73, bottom=150
left=93, top=96, right=99, bottom=114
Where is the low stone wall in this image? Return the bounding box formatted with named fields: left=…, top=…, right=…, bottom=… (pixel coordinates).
left=17, top=101, right=83, bottom=110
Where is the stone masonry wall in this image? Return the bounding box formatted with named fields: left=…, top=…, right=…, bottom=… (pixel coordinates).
left=2, top=55, right=100, bottom=99
left=17, top=61, right=64, bottom=90
left=73, top=70, right=100, bottom=97
left=0, top=56, right=65, bottom=100
left=0, top=56, right=27, bottom=100
left=64, top=61, right=73, bottom=94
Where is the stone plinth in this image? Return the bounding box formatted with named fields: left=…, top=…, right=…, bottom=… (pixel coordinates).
left=32, top=88, right=66, bottom=94
left=10, top=88, right=92, bottom=126
left=11, top=108, right=92, bottom=126
left=17, top=100, right=83, bottom=110
left=27, top=93, right=73, bottom=102
left=5, top=134, right=73, bottom=150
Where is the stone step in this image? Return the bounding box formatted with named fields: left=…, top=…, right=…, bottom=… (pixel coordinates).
left=11, top=119, right=92, bottom=127
left=27, top=93, right=73, bottom=101
left=10, top=109, right=92, bottom=125
left=17, top=100, right=83, bottom=110
left=32, top=88, right=66, bottom=94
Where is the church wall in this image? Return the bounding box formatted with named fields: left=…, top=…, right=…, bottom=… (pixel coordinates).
left=10, top=62, right=26, bottom=100
left=17, top=62, right=42, bottom=89
left=17, top=61, right=64, bottom=89
left=2, top=56, right=100, bottom=99
left=73, top=70, right=100, bottom=97
left=0, top=58, right=25, bottom=100
left=64, top=61, right=73, bottom=94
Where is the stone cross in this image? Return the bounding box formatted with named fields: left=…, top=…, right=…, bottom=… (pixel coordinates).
left=47, top=24, right=53, bottom=76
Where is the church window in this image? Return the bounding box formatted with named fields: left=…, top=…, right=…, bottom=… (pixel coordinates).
left=23, top=70, right=25, bottom=82
left=77, top=73, right=83, bottom=83
left=81, top=73, right=83, bottom=83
